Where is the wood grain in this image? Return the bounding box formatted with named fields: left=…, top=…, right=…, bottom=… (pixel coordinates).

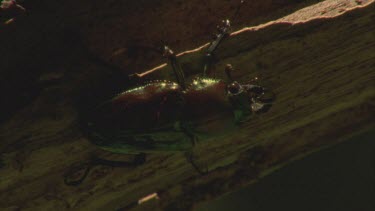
left=0, top=1, right=374, bottom=210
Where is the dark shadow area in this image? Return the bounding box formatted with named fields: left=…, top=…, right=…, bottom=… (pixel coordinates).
left=197, top=130, right=375, bottom=211
left=0, top=0, right=324, bottom=125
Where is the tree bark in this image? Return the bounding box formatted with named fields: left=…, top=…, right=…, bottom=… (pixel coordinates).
left=0, top=0, right=374, bottom=210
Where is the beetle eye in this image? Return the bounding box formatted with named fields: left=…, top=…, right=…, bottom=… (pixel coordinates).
left=227, top=82, right=241, bottom=95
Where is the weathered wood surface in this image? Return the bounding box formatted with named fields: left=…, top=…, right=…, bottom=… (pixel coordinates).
left=0, top=0, right=374, bottom=210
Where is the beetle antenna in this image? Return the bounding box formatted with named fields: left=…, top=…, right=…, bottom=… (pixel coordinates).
left=159, top=39, right=169, bottom=53
left=231, top=0, right=245, bottom=24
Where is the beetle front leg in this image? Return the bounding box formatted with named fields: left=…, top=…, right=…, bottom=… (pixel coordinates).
left=244, top=85, right=276, bottom=104
left=203, top=19, right=231, bottom=76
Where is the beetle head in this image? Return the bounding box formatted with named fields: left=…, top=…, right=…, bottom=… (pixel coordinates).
left=226, top=80, right=275, bottom=124
left=226, top=81, right=252, bottom=124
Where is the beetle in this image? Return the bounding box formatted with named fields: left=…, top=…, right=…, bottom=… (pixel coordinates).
left=64, top=0, right=275, bottom=186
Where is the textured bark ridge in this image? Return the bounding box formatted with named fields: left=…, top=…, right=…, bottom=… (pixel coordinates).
left=0, top=0, right=374, bottom=210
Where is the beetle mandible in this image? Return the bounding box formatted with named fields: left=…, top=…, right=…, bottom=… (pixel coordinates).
left=65, top=0, right=275, bottom=186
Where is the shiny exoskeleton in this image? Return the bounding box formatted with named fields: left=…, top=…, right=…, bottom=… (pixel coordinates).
left=88, top=74, right=272, bottom=154
left=65, top=0, right=275, bottom=186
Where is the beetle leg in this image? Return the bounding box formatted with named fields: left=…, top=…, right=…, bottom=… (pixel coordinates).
left=64, top=153, right=146, bottom=186
left=163, top=46, right=186, bottom=90
left=203, top=19, right=231, bottom=76
left=64, top=161, right=94, bottom=186
left=92, top=153, right=146, bottom=167
left=244, top=85, right=276, bottom=104
left=242, top=84, right=276, bottom=113
left=177, top=122, right=208, bottom=174
left=185, top=151, right=208, bottom=175
left=176, top=121, right=197, bottom=146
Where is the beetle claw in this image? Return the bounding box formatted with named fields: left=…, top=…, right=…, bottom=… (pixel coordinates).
left=185, top=151, right=208, bottom=175
left=64, top=161, right=93, bottom=186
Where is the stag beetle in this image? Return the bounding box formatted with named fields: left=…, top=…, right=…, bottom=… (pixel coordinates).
left=65, top=0, right=275, bottom=186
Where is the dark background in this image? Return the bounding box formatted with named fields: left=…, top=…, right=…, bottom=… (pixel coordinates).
left=197, top=130, right=375, bottom=211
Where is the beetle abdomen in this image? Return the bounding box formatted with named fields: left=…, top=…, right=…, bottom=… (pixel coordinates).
left=93, top=81, right=184, bottom=132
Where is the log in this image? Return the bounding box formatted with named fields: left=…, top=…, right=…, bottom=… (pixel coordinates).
left=0, top=0, right=374, bottom=210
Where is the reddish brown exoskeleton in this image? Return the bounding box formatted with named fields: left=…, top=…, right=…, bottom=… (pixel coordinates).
left=65, top=0, right=275, bottom=186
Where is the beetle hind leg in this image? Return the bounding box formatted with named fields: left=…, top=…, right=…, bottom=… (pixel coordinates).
left=184, top=151, right=208, bottom=175
left=64, top=153, right=146, bottom=186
